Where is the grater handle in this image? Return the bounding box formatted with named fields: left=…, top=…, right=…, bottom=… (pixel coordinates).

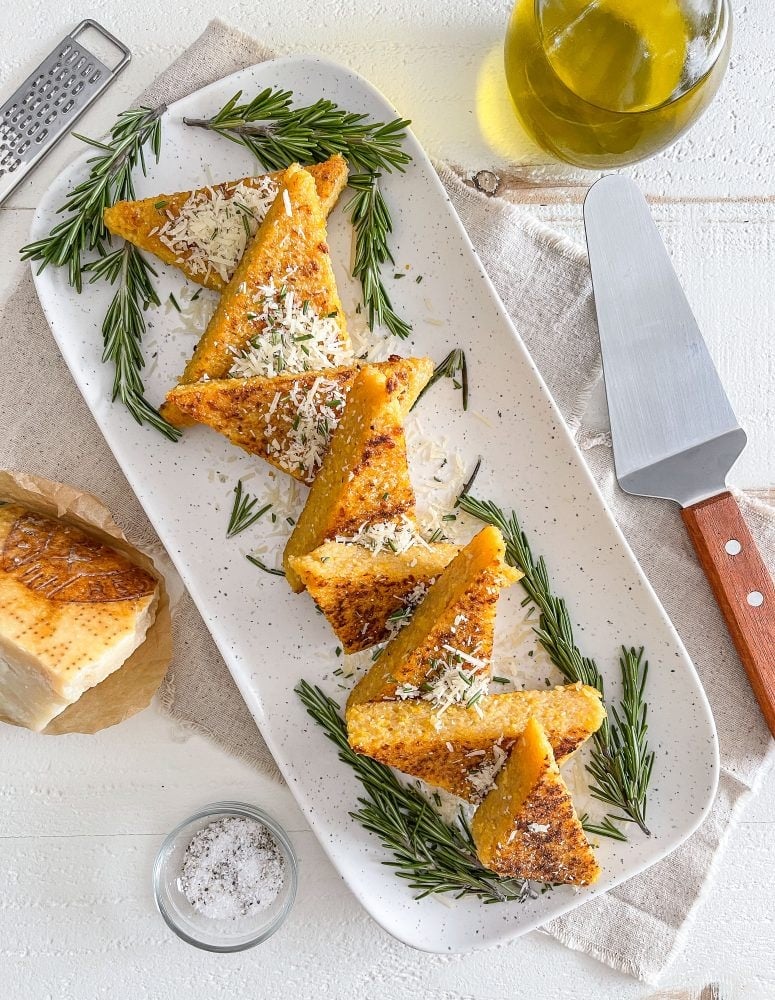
left=71, top=19, right=131, bottom=73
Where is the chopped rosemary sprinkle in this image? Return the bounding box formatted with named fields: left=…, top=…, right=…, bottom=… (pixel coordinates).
left=246, top=554, right=285, bottom=577
left=227, top=480, right=271, bottom=537
left=412, top=348, right=468, bottom=412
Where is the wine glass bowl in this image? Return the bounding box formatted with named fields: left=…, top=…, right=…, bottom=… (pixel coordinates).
left=504, top=0, right=732, bottom=168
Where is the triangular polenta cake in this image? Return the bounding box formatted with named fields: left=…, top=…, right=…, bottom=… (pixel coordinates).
left=103, top=155, right=348, bottom=292
left=471, top=717, right=600, bottom=884
left=164, top=356, right=433, bottom=485
left=289, top=539, right=459, bottom=652
left=346, top=685, right=606, bottom=801
left=283, top=366, right=421, bottom=593
left=346, top=525, right=522, bottom=709
left=161, top=163, right=350, bottom=427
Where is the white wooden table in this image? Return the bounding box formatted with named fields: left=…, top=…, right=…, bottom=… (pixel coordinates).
left=1, top=3, right=773, bottom=997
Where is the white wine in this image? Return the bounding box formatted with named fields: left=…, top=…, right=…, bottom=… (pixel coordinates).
left=504, top=0, right=731, bottom=168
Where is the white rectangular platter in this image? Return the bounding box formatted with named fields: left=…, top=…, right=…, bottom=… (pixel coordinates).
left=30, top=55, right=718, bottom=953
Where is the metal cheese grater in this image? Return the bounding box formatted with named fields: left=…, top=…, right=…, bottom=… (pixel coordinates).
left=0, top=19, right=130, bottom=204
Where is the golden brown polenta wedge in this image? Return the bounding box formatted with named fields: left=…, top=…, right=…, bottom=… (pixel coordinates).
left=283, top=366, right=422, bottom=593
left=289, top=539, right=459, bottom=652
left=164, top=356, right=433, bottom=485
left=346, top=684, right=606, bottom=801
left=471, top=717, right=600, bottom=884
left=161, top=163, right=349, bottom=427
left=103, top=155, right=348, bottom=291
left=346, top=525, right=522, bottom=709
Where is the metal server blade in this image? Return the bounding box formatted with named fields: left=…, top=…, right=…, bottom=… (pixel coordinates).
left=0, top=19, right=130, bottom=205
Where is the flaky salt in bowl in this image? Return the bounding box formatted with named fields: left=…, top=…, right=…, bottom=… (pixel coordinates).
left=153, top=802, right=298, bottom=951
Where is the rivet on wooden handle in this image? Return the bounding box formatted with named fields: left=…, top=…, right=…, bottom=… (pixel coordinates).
left=682, top=491, right=775, bottom=738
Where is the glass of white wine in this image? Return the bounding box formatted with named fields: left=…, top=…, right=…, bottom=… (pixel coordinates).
left=504, top=0, right=731, bottom=168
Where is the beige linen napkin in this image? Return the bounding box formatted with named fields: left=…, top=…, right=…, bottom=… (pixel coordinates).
left=3, top=19, right=774, bottom=984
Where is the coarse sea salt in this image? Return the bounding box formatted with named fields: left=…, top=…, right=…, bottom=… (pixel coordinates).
left=177, top=816, right=286, bottom=920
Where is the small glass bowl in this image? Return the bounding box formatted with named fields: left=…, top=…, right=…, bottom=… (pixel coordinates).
left=152, top=801, right=298, bottom=952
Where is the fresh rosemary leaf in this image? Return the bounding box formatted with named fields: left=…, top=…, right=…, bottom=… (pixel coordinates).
left=21, top=104, right=164, bottom=292
left=412, top=348, right=468, bottom=411
left=457, top=493, right=653, bottom=837
left=295, top=681, right=540, bottom=903
left=183, top=91, right=413, bottom=338
left=580, top=813, right=629, bottom=843
left=227, top=480, right=271, bottom=537
left=246, top=553, right=285, bottom=577
left=85, top=244, right=180, bottom=442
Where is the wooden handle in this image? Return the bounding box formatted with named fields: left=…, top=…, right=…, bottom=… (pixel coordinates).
left=682, top=491, right=775, bottom=737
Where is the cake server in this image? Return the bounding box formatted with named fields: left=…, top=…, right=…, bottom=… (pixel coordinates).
left=584, top=174, right=775, bottom=736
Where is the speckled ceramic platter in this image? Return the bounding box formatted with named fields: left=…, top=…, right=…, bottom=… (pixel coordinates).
left=31, top=56, right=718, bottom=953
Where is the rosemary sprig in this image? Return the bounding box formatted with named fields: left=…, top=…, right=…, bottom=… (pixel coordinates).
left=296, top=681, right=538, bottom=903
left=183, top=89, right=411, bottom=173
left=412, top=348, right=468, bottom=411
left=183, top=90, right=413, bottom=338
left=346, top=172, right=411, bottom=339
left=21, top=104, right=173, bottom=438
left=21, top=105, right=164, bottom=291
left=456, top=494, right=654, bottom=836
left=227, top=480, right=271, bottom=537
left=85, top=243, right=180, bottom=441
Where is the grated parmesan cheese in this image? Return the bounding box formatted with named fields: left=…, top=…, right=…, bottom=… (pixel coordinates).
left=383, top=580, right=433, bottom=642
left=263, top=376, right=348, bottom=480
left=417, top=645, right=491, bottom=717
left=229, top=280, right=352, bottom=379
left=335, top=515, right=429, bottom=556
left=466, top=741, right=508, bottom=799
left=157, top=177, right=278, bottom=282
